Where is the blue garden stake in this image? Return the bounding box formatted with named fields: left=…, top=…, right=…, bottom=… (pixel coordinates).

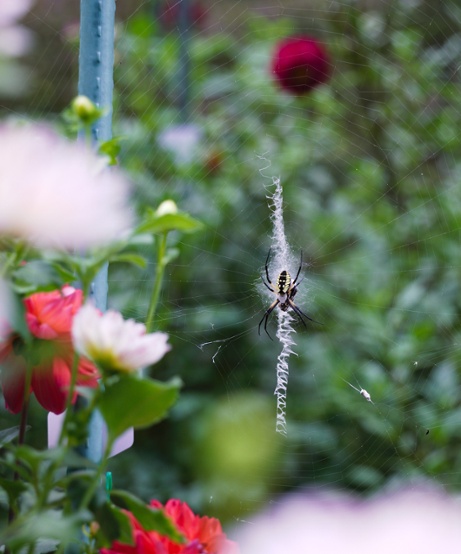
left=48, top=0, right=132, bottom=468
left=177, top=0, right=191, bottom=122
left=77, top=0, right=116, bottom=464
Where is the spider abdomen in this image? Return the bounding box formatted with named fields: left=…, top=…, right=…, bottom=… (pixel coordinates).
left=276, top=270, right=291, bottom=295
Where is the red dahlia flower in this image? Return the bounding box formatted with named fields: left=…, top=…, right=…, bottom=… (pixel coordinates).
left=101, top=499, right=238, bottom=554
left=271, top=36, right=330, bottom=95
left=0, top=286, right=99, bottom=414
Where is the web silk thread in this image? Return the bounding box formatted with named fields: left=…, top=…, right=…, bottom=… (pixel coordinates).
left=267, top=177, right=297, bottom=435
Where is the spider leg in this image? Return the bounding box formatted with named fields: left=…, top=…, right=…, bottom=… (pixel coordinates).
left=291, top=251, right=303, bottom=287
left=258, top=299, right=279, bottom=340
left=287, top=298, right=321, bottom=327
left=265, top=248, right=272, bottom=284
left=261, top=276, right=275, bottom=293
left=289, top=284, right=298, bottom=300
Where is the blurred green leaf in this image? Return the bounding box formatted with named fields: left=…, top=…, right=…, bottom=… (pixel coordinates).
left=99, top=137, right=122, bottom=166
left=0, top=510, right=89, bottom=550
left=98, top=376, right=181, bottom=440
left=109, top=253, right=147, bottom=268
left=96, top=501, right=134, bottom=546
left=110, top=490, right=184, bottom=543
left=137, top=212, right=203, bottom=235
left=0, top=426, right=23, bottom=446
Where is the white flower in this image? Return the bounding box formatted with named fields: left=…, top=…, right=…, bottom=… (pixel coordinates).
left=72, top=303, right=171, bottom=373
left=0, top=124, right=132, bottom=250
left=158, top=124, right=202, bottom=165
left=231, top=486, right=461, bottom=554
left=0, top=0, right=34, bottom=57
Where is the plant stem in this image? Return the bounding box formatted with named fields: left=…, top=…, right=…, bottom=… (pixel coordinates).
left=145, top=233, right=168, bottom=333
left=58, top=353, right=80, bottom=446
left=8, top=363, right=33, bottom=524
left=79, top=439, right=112, bottom=510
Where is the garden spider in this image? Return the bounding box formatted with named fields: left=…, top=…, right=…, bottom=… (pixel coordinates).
left=258, top=249, right=317, bottom=340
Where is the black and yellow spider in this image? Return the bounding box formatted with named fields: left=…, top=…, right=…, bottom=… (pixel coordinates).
left=258, top=249, right=317, bottom=339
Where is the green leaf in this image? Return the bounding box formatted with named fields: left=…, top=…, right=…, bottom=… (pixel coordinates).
left=0, top=426, right=22, bottom=445
left=98, top=376, right=181, bottom=441
left=49, top=262, right=78, bottom=283
left=110, top=491, right=184, bottom=543
left=109, top=253, right=147, bottom=268
left=0, top=476, right=29, bottom=506
left=99, top=137, right=122, bottom=166
left=137, top=212, right=203, bottom=235
left=96, top=501, right=134, bottom=547
left=1, top=510, right=89, bottom=550
left=13, top=260, right=62, bottom=290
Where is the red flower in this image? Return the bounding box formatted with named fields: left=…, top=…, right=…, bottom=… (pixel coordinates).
left=101, top=499, right=238, bottom=554
left=271, top=36, right=330, bottom=95
left=0, top=286, right=99, bottom=414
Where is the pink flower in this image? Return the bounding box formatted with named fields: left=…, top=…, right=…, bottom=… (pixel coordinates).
left=101, top=498, right=238, bottom=554
left=0, top=286, right=99, bottom=414
left=72, top=304, right=170, bottom=373
left=0, top=124, right=132, bottom=250
left=232, top=487, right=461, bottom=554
left=271, top=36, right=330, bottom=95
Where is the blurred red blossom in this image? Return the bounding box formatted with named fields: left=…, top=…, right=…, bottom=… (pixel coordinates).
left=101, top=498, right=238, bottom=554
left=0, top=286, right=99, bottom=414
left=271, top=36, right=330, bottom=95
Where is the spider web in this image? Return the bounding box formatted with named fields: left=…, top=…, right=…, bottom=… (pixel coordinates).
left=5, top=0, right=461, bottom=533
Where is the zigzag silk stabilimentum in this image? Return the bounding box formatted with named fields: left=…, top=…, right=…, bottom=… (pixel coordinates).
left=266, top=177, right=297, bottom=435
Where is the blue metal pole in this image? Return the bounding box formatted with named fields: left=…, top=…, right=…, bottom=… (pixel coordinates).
left=77, top=0, right=116, bottom=463
left=177, top=0, right=191, bottom=122
left=78, top=0, right=115, bottom=147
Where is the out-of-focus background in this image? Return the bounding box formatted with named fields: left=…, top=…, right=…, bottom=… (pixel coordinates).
left=3, top=0, right=461, bottom=525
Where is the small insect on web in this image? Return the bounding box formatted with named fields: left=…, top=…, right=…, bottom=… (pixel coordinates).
left=258, top=248, right=319, bottom=340
left=342, top=378, right=374, bottom=404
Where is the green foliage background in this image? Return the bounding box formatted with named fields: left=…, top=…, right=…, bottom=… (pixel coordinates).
left=5, top=0, right=461, bottom=526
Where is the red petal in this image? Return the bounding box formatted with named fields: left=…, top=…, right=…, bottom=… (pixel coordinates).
left=76, top=356, right=100, bottom=386
left=0, top=343, right=27, bottom=414
left=25, top=287, right=83, bottom=339
left=31, top=357, right=72, bottom=414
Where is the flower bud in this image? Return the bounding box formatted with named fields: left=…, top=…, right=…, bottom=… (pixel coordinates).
left=156, top=199, right=178, bottom=216
left=71, top=95, right=100, bottom=123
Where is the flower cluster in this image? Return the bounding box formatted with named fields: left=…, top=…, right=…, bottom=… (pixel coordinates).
left=102, top=499, right=238, bottom=554
left=271, top=36, right=330, bottom=95
left=0, top=286, right=174, bottom=415
left=0, top=286, right=99, bottom=414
